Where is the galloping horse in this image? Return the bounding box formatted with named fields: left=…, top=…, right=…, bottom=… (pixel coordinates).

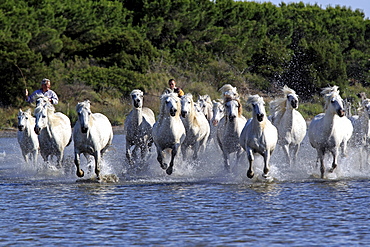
left=216, top=85, right=246, bottom=171
left=180, top=93, right=210, bottom=160
left=124, top=89, right=155, bottom=167
left=197, top=94, right=213, bottom=124
left=308, top=86, right=353, bottom=178
left=34, top=97, right=72, bottom=168
left=240, top=95, right=278, bottom=179
left=152, top=93, right=186, bottom=175
left=349, top=98, right=370, bottom=168
left=73, top=100, right=113, bottom=180
left=209, top=99, right=224, bottom=143
left=270, top=85, right=307, bottom=165
left=17, top=108, right=39, bottom=165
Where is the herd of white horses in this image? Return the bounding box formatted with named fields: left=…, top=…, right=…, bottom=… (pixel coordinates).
left=17, top=84, right=370, bottom=180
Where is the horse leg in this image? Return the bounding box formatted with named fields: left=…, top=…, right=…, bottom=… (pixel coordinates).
left=181, top=143, right=187, bottom=161
left=291, top=144, right=300, bottom=166
left=328, top=149, right=338, bottom=173
left=317, top=150, right=325, bottom=178
left=94, top=151, right=101, bottom=180
left=223, top=151, right=231, bottom=172
left=192, top=142, right=200, bottom=160
left=22, top=150, right=29, bottom=164
left=74, top=151, right=84, bottom=178
left=236, top=148, right=243, bottom=165
left=262, top=150, right=271, bottom=178
left=281, top=144, right=290, bottom=166
left=31, top=149, right=38, bottom=166
left=125, top=143, right=133, bottom=166
left=247, top=149, right=254, bottom=178
left=156, top=147, right=167, bottom=170
left=167, top=144, right=180, bottom=175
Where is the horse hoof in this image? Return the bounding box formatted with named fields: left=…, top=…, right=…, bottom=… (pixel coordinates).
left=77, top=169, right=84, bottom=177
left=247, top=170, right=254, bottom=179
left=328, top=164, right=337, bottom=173
left=160, top=163, right=168, bottom=170
left=166, top=166, right=173, bottom=175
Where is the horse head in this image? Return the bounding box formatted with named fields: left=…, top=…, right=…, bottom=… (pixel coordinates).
left=34, top=94, right=50, bottom=107
left=161, top=93, right=180, bottom=117
left=17, top=109, right=30, bottom=131
left=322, top=86, right=345, bottom=117
left=248, top=95, right=266, bottom=122
left=211, top=100, right=224, bottom=126
left=130, top=89, right=144, bottom=109
left=281, top=85, right=299, bottom=110
left=180, top=93, right=193, bottom=118
left=76, top=100, right=91, bottom=133
left=34, top=103, right=53, bottom=135
left=224, top=97, right=241, bottom=122
left=362, top=99, right=370, bottom=118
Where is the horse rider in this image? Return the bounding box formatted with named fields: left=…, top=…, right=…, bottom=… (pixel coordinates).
left=25, top=78, right=59, bottom=105
left=164, top=79, right=184, bottom=97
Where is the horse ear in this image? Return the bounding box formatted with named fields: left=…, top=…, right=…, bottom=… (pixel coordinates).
left=26, top=108, right=31, bottom=114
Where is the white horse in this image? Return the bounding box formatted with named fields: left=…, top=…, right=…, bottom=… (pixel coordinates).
left=216, top=86, right=247, bottom=171
left=240, top=95, right=278, bottom=179
left=270, top=85, right=307, bottom=165
left=197, top=94, right=213, bottom=124
left=152, top=93, right=186, bottom=175
left=124, top=89, right=155, bottom=167
left=17, top=109, right=39, bottom=165
left=308, top=86, right=353, bottom=178
left=73, top=100, right=113, bottom=180
left=209, top=99, right=224, bottom=143
left=180, top=93, right=210, bottom=160
left=349, top=98, right=370, bottom=168
left=34, top=97, right=72, bottom=168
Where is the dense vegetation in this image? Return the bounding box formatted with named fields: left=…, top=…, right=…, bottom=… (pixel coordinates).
left=1, top=0, right=370, bottom=128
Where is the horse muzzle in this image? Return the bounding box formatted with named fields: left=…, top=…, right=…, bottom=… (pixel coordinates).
left=81, top=126, right=88, bottom=133
left=170, top=109, right=177, bottom=117
left=34, top=126, right=41, bottom=135
left=229, top=115, right=236, bottom=122
left=212, top=119, right=219, bottom=126
left=181, top=111, right=188, bottom=118
left=291, top=100, right=298, bottom=109
left=133, top=100, right=141, bottom=108
left=18, top=125, right=24, bottom=131
left=337, top=109, right=345, bottom=117
left=257, top=113, right=264, bottom=122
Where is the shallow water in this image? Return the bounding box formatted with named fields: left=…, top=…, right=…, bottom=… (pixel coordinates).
left=1, top=134, right=370, bottom=246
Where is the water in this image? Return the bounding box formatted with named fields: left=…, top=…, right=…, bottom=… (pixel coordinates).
left=1, top=134, right=370, bottom=246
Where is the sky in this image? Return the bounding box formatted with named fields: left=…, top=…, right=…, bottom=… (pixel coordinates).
left=253, top=0, right=370, bottom=18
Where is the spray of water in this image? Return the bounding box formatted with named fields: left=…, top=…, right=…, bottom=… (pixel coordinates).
left=2, top=134, right=370, bottom=185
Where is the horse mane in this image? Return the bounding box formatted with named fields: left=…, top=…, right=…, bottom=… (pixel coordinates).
left=270, top=85, right=297, bottom=118
left=76, top=100, right=91, bottom=112
left=184, top=93, right=202, bottom=127
left=219, top=84, right=239, bottom=99
left=130, top=89, right=142, bottom=96
left=247, top=94, right=264, bottom=105
left=225, top=94, right=243, bottom=117
left=321, top=85, right=341, bottom=110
